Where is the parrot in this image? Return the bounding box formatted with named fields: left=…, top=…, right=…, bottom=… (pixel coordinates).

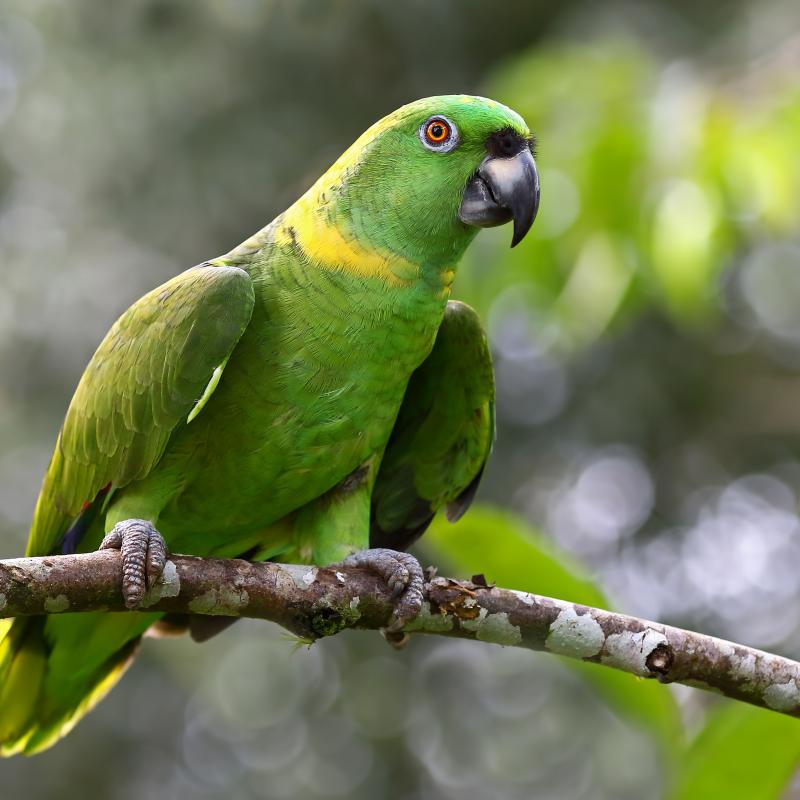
left=0, top=94, right=539, bottom=755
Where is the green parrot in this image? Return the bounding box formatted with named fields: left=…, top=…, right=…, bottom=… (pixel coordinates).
left=0, top=95, right=539, bottom=755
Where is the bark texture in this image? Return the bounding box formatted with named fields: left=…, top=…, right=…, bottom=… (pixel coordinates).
left=1, top=551, right=799, bottom=718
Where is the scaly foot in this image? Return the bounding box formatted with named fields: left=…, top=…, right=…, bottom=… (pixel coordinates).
left=100, top=519, right=168, bottom=608
left=341, top=548, right=424, bottom=632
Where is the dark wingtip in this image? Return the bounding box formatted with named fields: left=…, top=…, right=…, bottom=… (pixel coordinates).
left=446, top=466, right=485, bottom=523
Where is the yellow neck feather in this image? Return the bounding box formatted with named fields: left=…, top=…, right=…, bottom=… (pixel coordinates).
left=224, top=103, right=456, bottom=292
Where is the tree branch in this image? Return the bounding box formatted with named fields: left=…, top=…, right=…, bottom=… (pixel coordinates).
left=2, top=550, right=799, bottom=718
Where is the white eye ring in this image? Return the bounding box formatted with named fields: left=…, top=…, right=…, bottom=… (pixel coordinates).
left=419, top=115, right=460, bottom=153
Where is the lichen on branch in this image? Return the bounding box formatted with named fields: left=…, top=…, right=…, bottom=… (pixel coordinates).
left=1, top=550, right=799, bottom=718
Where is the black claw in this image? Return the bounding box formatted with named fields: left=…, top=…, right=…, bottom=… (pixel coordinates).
left=382, top=630, right=410, bottom=650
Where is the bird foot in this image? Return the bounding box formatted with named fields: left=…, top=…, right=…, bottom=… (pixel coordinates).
left=340, top=548, right=424, bottom=632
left=100, top=519, right=168, bottom=609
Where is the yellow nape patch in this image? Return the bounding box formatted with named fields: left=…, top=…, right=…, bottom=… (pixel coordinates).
left=277, top=212, right=419, bottom=286
left=227, top=97, right=472, bottom=282
left=273, top=104, right=426, bottom=286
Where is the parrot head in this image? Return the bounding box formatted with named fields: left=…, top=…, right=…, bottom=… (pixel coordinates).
left=285, top=95, right=539, bottom=277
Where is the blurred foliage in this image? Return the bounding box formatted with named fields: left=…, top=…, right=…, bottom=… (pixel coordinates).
left=457, top=39, right=800, bottom=335
left=3, top=0, right=800, bottom=798
left=669, top=703, right=800, bottom=800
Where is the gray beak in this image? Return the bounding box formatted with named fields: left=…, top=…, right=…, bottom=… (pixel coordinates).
left=459, top=147, right=540, bottom=248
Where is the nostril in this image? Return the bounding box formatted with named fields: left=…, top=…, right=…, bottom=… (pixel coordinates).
left=486, top=128, right=527, bottom=158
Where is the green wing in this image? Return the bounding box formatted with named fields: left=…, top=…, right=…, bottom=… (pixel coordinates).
left=371, top=300, right=495, bottom=551
left=27, top=264, right=255, bottom=557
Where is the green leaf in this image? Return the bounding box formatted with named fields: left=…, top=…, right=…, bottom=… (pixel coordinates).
left=423, top=504, right=683, bottom=752
left=669, top=702, right=800, bottom=800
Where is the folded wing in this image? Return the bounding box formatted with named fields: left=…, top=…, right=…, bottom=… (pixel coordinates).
left=371, top=300, right=495, bottom=551
left=27, top=264, right=255, bottom=556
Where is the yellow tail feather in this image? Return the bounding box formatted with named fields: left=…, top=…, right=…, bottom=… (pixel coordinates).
left=0, top=621, right=47, bottom=755
left=0, top=618, right=140, bottom=757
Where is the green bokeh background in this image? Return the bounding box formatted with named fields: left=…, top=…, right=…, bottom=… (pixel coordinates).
left=2, top=1, right=800, bottom=797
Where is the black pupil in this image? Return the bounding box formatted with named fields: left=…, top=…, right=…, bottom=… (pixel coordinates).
left=431, top=123, right=445, bottom=139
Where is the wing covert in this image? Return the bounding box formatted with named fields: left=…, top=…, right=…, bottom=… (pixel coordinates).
left=27, top=264, right=255, bottom=556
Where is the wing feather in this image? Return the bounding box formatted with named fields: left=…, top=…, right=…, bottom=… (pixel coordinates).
left=371, top=300, right=495, bottom=551
left=26, top=264, right=255, bottom=556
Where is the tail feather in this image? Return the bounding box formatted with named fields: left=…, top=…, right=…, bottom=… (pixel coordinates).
left=21, top=638, right=139, bottom=756
left=2, top=474, right=155, bottom=756
left=0, top=614, right=149, bottom=756
left=0, top=618, right=13, bottom=656
left=0, top=620, right=48, bottom=755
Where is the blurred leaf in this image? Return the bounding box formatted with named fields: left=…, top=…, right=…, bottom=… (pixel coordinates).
left=423, top=505, right=683, bottom=751
left=455, top=38, right=800, bottom=342
left=669, top=702, right=800, bottom=800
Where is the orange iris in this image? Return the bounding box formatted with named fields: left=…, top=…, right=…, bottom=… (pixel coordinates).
left=425, top=119, right=450, bottom=144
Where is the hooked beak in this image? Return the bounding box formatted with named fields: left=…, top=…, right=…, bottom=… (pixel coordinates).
left=459, top=147, right=540, bottom=247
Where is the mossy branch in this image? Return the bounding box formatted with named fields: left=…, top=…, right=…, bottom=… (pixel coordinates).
left=2, top=550, right=800, bottom=718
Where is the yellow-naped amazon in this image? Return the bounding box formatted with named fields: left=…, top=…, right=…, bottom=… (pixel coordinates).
left=0, top=95, right=539, bottom=754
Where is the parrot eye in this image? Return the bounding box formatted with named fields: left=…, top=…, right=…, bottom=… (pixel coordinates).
left=419, top=115, right=459, bottom=152
left=426, top=120, right=450, bottom=143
